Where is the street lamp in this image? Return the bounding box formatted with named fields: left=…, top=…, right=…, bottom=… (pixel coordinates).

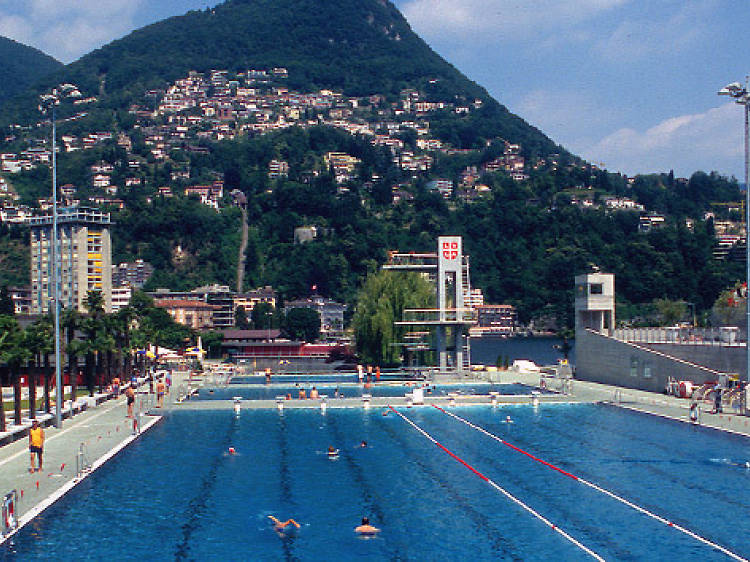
left=39, top=84, right=76, bottom=428
left=719, top=77, right=750, bottom=391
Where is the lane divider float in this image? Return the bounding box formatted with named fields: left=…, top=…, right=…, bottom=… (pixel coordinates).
left=387, top=405, right=604, bottom=561
left=433, top=405, right=747, bottom=562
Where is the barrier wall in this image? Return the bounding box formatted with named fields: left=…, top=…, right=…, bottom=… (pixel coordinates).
left=576, top=330, right=727, bottom=392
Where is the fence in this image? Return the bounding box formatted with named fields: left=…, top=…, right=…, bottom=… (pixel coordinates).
left=613, top=327, right=743, bottom=346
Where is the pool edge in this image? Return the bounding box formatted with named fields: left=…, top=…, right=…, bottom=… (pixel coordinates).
left=0, top=414, right=163, bottom=546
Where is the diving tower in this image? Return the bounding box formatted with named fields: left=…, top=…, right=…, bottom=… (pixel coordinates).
left=384, top=236, right=475, bottom=373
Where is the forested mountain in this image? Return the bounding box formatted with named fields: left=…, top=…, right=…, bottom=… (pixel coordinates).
left=0, top=37, right=61, bottom=106
left=0, top=0, right=559, bottom=157
left=0, top=0, right=743, bottom=330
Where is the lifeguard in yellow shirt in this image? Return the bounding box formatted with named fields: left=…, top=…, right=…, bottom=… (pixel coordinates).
left=29, top=419, right=44, bottom=473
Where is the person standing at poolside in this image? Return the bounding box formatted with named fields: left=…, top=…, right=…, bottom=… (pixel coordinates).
left=156, top=378, right=166, bottom=407
left=125, top=384, right=135, bottom=418
left=310, top=386, right=319, bottom=399
left=28, top=420, right=44, bottom=473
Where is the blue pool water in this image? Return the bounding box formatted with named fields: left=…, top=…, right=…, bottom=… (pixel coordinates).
left=193, top=383, right=540, bottom=400
left=230, top=373, right=414, bottom=384
left=3, top=404, right=750, bottom=560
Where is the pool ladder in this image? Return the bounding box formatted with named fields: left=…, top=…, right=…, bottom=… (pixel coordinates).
left=612, top=388, right=623, bottom=405
left=76, top=442, right=92, bottom=478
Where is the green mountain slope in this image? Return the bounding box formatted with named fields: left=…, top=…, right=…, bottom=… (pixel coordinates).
left=3, top=0, right=558, bottom=156
left=0, top=36, right=62, bottom=105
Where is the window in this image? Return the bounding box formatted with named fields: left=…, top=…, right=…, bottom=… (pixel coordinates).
left=590, top=283, right=603, bottom=295
left=630, top=357, right=638, bottom=377
left=643, top=362, right=652, bottom=379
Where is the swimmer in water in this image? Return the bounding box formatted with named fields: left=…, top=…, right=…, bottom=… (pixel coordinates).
left=327, top=445, right=339, bottom=458
left=505, top=416, right=513, bottom=423
left=228, top=447, right=236, bottom=455
left=359, top=440, right=367, bottom=448
left=355, top=516, right=380, bottom=535
left=268, top=516, right=301, bottom=532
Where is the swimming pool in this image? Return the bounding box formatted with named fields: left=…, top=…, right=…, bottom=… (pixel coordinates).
left=230, top=373, right=416, bottom=384
left=192, top=383, right=540, bottom=400
left=3, top=404, right=749, bottom=560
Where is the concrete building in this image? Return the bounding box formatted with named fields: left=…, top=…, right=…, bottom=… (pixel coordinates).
left=154, top=299, right=219, bottom=330
left=28, top=206, right=113, bottom=313
left=285, top=295, right=346, bottom=338
left=575, top=272, right=745, bottom=392
left=111, top=285, right=132, bottom=312
left=112, top=259, right=154, bottom=288
left=148, top=284, right=243, bottom=329
left=475, top=304, right=516, bottom=335
left=233, top=287, right=277, bottom=314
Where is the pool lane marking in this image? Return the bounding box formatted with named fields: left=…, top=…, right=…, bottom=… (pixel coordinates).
left=387, top=405, right=604, bottom=562
left=0, top=415, right=163, bottom=546
left=0, top=396, right=127, bottom=469
left=433, top=405, right=748, bottom=562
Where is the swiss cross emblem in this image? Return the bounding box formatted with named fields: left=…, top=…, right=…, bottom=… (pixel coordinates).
left=442, top=241, right=458, bottom=260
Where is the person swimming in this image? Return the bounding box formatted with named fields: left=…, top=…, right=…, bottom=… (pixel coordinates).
left=327, top=445, right=339, bottom=458
left=355, top=516, right=380, bottom=535
left=359, top=441, right=367, bottom=448
left=268, top=516, right=301, bottom=534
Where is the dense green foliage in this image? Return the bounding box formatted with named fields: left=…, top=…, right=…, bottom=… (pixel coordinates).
left=353, top=270, right=434, bottom=365
left=0, top=223, right=29, bottom=288
left=0, top=36, right=61, bottom=106
left=112, top=198, right=242, bottom=291
left=281, top=307, right=321, bottom=342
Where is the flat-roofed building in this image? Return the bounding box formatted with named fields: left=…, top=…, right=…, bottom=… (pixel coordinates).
left=28, top=206, right=113, bottom=313
left=154, top=299, right=220, bottom=330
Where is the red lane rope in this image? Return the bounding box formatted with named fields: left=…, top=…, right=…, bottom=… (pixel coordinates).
left=387, top=405, right=604, bottom=561
left=433, top=405, right=748, bottom=562
left=433, top=405, right=579, bottom=480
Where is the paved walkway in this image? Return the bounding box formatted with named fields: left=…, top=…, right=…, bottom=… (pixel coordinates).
left=0, top=380, right=172, bottom=544
left=506, top=370, right=750, bottom=438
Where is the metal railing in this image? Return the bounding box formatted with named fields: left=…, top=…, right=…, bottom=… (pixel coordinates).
left=1, top=490, right=18, bottom=535
left=613, top=327, right=744, bottom=346
left=76, top=442, right=91, bottom=478
left=399, top=308, right=477, bottom=324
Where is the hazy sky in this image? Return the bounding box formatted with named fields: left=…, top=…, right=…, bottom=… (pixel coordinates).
left=0, top=0, right=747, bottom=180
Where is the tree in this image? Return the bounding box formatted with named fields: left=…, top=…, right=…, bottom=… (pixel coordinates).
left=653, top=298, right=687, bottom=326
left=235, top=306, right=251, bottom=330
left=0, top=286, right=13, bottom=315
left=352, top=270, right=434, bottom=366
left=82, top=290, right=107, bottom=395
left=0, top=314, right=30, bottom=428
left=282, top=307, right=320, bottom=342
left=62, top=307, right=82, bottom=403
left=251, top=302, right=278, bottom=330
left=200, top=331, right=224, bottom=359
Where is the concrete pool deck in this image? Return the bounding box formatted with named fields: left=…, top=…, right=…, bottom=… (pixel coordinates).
left=0, top=382, right=167, bottom=544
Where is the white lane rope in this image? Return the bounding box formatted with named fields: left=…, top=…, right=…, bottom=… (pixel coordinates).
left=387, top=406, right=604, bottom=561
left=435, top=405, right=747, bottom=562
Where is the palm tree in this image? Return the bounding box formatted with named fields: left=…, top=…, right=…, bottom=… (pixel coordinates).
left=0, top=315, right=30, bottom=428
left=24, top=317, right=53, bottom=419
left=61, top=307, right=81, bottom=404
left=82, top=291, right=106, bottom=395
left=115, top=306, right=138, bottom=381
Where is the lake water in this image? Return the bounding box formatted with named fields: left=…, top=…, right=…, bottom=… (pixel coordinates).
left=470, top=336, right=575, bottom=367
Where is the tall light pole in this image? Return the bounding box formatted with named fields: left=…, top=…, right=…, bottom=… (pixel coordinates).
left=39, top=85, right=75, bottom=428
left=719, top=78, right=750, bottom=391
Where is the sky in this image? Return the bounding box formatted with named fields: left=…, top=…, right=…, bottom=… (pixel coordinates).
left=0, top=0, right=747, bottom=180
